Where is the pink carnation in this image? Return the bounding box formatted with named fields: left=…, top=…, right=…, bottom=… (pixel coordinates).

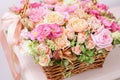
left=48, top=24, right=63, bottom=39
left=30, top=2, right=41, bottom=8
left=88, top=9, right=100, bottom=17
left=111, top=22, right=120, bottom=32
left=97, top=3, right=108, bottom=11
left=99, top=17, right=120, bottom=32
left=91, top=28, right=113, bottom=49
left=30, top=24, right=62, bottom=42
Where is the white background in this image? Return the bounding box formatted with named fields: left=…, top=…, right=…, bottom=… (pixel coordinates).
left=0, top=0, right=120, bottom=80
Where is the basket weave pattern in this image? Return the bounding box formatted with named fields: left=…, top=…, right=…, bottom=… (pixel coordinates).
left=42, top=53, right=107, bottom=80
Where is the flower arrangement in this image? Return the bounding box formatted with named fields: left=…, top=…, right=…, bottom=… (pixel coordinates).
left=2, top=0, right=120, bottom=68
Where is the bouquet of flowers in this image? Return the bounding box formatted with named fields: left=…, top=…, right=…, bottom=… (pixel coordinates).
left=2, top=0, right=120, bottom=68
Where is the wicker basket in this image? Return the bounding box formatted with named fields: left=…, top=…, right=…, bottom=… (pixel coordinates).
left=1, top=0, right=109, bottom=80
left=42, top=53, right=108, bottom=80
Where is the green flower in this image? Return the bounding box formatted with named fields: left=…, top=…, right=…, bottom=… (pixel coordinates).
left=46, top=40, right=57, bottom=51
left=112, top=31, right=120, bottom=39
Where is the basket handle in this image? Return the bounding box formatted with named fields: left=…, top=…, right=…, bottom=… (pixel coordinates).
left=20, top=0, right=29, bottom=18
left=92, top=0, right=97, bottom=5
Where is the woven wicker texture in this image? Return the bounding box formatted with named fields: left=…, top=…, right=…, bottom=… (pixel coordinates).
left=42, top=53, right=108, bottom=80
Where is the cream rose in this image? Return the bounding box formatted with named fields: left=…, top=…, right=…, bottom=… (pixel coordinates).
left=85, top=39, right=95, bottom=49
left=44, top=12, right=64, bottom=25
left=39, top=55, right=50, bottom=66
left=68, top=17, right=88, bottom=32
left=87, top=17, right=101, bottom=31
left=77, top=32, right=87, bottom=44
left=54, top=34, right=70, bottom=49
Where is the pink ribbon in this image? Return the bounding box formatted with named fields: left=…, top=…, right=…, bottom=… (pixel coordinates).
left=0, top=12, right=22, bottom=80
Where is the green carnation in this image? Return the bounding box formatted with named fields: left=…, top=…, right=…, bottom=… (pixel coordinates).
left=112, top=31, right=120, bottom=39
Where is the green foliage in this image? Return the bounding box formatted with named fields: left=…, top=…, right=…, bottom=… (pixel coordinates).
left=28, top=40, right=39, bottom=56
left=113, top=39, right=120, bottom=45
left=70, top=39, right=76, bottom=47
left=46, top=40, right=57, bottom=51
left=63, top=60, right=69, bottom=67
left=78, top=45, right=95, bottom=64
left=33, top=56, right=39, bottom=64
left=81, top=45, right=86, bottom=53
left=65, top=72, right=71, bottom=78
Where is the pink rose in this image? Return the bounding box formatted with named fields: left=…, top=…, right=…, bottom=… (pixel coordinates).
left=72, top=46, right=81, bottom=55
left=45, top=0, right=58, bottom=4
left=91, top=28, right=113, bottom=49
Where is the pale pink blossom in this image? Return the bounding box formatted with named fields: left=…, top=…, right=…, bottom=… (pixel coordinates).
left=28, top=7, right=48, bottom=22
left=30, top=28, right=40, bottom=40
left=65, top=5, right=78, bottom=13
left=91, top=28, right=113, bottom=49
left=72, top=46, right=81, bottom=55
left=20, top=29, right=30, bottom=39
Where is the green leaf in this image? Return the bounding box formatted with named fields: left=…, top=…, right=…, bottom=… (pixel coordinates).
left=34, top=56, right=39, bottom=64
left=78, top=54, right=86, bottom=62
left=65, top=72, right=71, bottom=78
left=63, top=60, right=69, bottom=67
left=113, top=39, right=120, bottom=45
left=86, top=49, right=95, bottom=57
left=81, top=45, right=86, bottom=53
left=28, top=40, right=39, bottom=56
left=84, top=57, right=95, bottom=64
left=71, top=39, right=76, bottom=47
left=46, top=40, right=57, bottom=51
left=55, top=61, right=62, bottom=66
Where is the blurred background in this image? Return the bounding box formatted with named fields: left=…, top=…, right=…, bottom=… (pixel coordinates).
left=0, top=0, right=120, bottom=80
